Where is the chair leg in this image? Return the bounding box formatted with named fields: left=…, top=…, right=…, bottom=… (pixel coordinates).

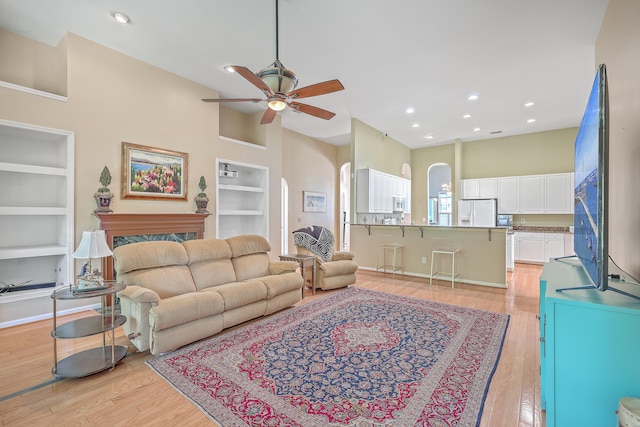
left=429, top=252, right=435, bottom=286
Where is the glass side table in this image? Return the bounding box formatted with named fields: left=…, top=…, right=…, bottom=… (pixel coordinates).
left=279, top=254, right=316, bottom=297
left=51, top=282, right=127, bottom=378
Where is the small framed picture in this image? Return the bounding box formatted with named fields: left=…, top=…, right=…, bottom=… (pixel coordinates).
left=303, top=191, right=326, bottom=213
left=121, top=142, right=188, bottom=201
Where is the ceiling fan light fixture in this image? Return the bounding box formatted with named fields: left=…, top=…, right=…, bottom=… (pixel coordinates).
left=267, top=99, right=287, bottom=111
left=258, top=60, right=298, bottom=94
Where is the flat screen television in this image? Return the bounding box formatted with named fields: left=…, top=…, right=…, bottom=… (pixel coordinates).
left=573, top=63, right=609, bottom=291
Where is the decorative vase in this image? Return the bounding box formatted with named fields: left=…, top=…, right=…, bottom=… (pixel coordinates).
left=195, top=197, right=209, bottom=214
left=94, top=191, right=113, bottom=213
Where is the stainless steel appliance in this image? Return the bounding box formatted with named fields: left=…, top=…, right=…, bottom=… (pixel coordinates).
left=497, top=214, right=513, bottom=231
left=392, top=196, right=406, bottom=212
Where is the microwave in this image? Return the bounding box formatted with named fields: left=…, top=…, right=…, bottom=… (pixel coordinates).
left=392, top=196, right=406, bottom=212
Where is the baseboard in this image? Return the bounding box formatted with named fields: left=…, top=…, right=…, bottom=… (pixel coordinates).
left=0, top=303, right=101, bottom=329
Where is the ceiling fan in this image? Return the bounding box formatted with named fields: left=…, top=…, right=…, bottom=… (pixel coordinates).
left=202, top=0, right=344, bottom=124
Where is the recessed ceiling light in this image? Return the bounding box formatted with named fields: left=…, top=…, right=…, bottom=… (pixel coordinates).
left=468, top=94, right=479, bottom=101
left=112, top=11, right=131, bottom=24
left=527, top=118, right=536, bottom=123
left=224, top=65, right=236, bottom=73
left=425, top=135, right=434, bottom=139
left=463, top=114, right=471, bottom=119
left=524, top=101, right=535, bottom=107
left=473, top=127, right=481, bottom=132
left=412, top=123, right=420, bottom=128
left=406, top=107, right=415, bottom=114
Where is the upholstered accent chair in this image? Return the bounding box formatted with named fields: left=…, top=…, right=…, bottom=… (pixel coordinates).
left=293, top=226, right=358, bottom=290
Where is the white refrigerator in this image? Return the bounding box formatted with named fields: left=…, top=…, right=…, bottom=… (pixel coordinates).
left=458, top=199, right=497, bottom=227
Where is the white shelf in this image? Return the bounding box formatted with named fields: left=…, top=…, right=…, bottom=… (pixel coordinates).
left=218, top=183, right=264, bottom=193
left=0, top=119, right=74, bottom=325
left=0, top=162, right=67, bottom=176
left=216, top=158, right=268, bottom=239
left=218, top=210, right=264, bottom=216
left=0, top=244, right=67, bottom=260
left=0, top=207, right=67, bottom=215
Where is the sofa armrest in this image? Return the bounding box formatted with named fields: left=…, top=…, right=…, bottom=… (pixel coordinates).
left=119, top=285, right=161, bottom=305
left=332, top=251, right=355, bottom=261
left=269, top=260, right=299, bottom=275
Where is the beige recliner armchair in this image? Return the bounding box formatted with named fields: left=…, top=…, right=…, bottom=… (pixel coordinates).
left=293, top=225, right=358, bottom=290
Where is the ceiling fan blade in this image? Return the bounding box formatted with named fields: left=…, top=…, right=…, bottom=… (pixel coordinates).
left=288, top=79, right=344, bottom=99
left=230, top=65, right=274, bottom=95
left=201, top=98, right=263, bottom=103
left=260, top=108, right=278, bottom=124
left=289, top=102, right=336, bottom=120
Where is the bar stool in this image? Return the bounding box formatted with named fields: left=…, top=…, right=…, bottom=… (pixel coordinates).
left=429, top=237, right=461, bottom=287
left=376, top=243, right=405, bottom=279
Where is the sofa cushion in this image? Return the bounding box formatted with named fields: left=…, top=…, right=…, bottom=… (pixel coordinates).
left=183, top=239, right=237, bottom=290
left=201, top=280, right=267, bottom=311
left=258, top=272, right=303, bottom=299
left=226, top=234, right=272, bottom=258
left=117, top=265, right=196, bottom=299
left=114, top=241, right=188, bottom=273
left=227, top=235, right=272, bottom=281
left=149, top=291, right=225, bottom=331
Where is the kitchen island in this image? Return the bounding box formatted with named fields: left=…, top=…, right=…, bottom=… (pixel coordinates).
left=350, top=224, right=507, bottom=288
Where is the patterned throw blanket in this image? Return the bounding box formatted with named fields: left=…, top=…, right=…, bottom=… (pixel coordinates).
left=292, top=225, right=335, bottom=261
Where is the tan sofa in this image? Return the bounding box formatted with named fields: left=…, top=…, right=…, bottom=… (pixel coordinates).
left=113, top=235, right=302, bottom=355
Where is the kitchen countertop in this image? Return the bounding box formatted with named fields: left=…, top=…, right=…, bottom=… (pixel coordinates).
left=512, top=225, right=572, bottom=233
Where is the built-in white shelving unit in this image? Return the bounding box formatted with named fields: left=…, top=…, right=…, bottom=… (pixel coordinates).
left=216, top=158, right=268, bottom=240
left=0, top=119, right=74, bottom=324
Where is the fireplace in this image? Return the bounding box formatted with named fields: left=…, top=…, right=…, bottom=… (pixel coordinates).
left=95, top=213, right=209, bottom=282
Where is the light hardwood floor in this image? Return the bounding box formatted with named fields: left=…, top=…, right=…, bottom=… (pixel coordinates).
left=0, top=263, right=544, bottom=426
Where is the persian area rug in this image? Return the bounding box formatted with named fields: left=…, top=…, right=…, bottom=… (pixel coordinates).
left=147, top=287, right=509, bottom=427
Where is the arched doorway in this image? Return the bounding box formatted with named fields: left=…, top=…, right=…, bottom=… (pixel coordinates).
left=427, top=163, right=452, bottom=226
left=339, top=163, right=351, bottom=251
left=281, top=178, right=289, bottom=253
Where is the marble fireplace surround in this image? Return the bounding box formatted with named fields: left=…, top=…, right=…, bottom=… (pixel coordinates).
left=95, top=213, right=209, bottom=282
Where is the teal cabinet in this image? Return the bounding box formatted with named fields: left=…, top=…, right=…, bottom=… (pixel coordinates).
left=539, top=259, right=640, bottom=427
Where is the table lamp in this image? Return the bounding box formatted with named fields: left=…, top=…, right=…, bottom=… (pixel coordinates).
left=72, top=230, right=113, bottom=291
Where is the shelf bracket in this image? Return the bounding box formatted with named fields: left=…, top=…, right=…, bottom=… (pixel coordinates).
left=400, top=226, right=405, bottom=237
left=364, top=224, right=371, bottom=235
left=418, top=226, right=424, bottom=238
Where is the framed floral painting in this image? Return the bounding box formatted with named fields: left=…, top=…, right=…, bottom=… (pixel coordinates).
left=121, top=142, right=188, bottom=200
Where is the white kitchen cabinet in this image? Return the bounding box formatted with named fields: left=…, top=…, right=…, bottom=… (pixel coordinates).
left=216, top=159, right=268, bottom=239
left=497, top=176, right=520, bottom=214
left=545, top=233, right=565, bottom=261
left=515, top=231, right=565, bottom=263
left=357, top=168, right=385, bottom=213
left=506, top=233, right=515, bottom=271
left=498, top=173, right=573, bottom=214
left=462, top=179, right=480, bottom=199
left=357, top=168, right=408, bottom=213
left=462, top=178, right=497, bottom=200
left=520, top=175, right=544, bottom=213
left=545, top=173, right=574, bottom=214
left=0, top=119, right=74, bottom=310
left=518, top=232, right=546, bottom=263
left=564, top=232, right=574, bottom=256
left=479, top=178, right=498, bottom=199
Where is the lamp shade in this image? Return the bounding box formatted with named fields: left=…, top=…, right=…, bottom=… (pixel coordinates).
left=72, top=230, right=113, bottom=259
